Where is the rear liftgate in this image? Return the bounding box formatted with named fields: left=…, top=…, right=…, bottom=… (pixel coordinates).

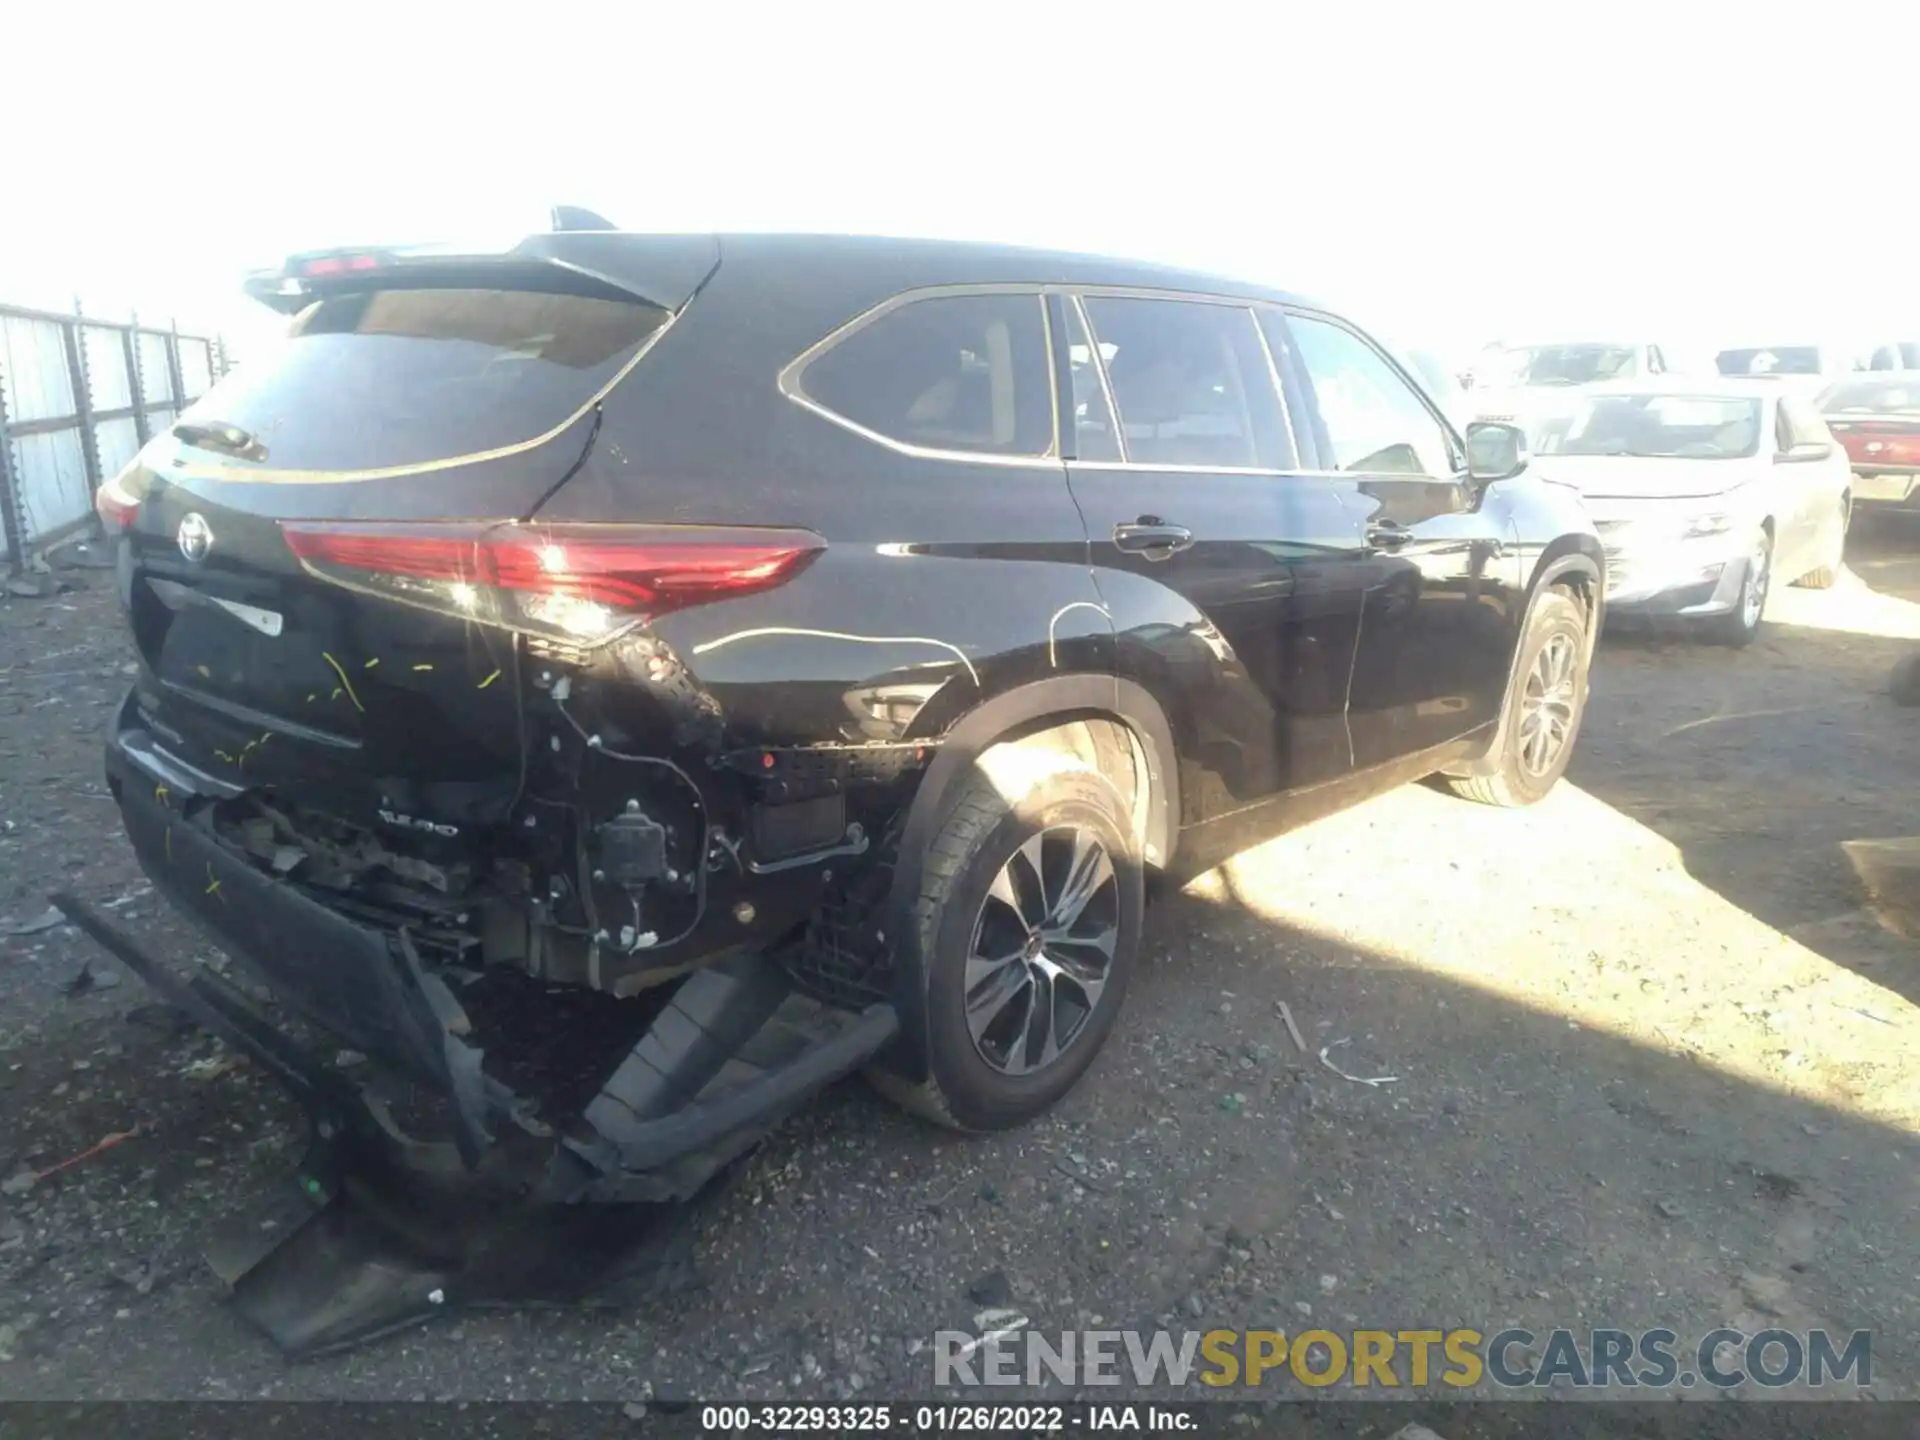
left=51, top=892, right=896, bottom=1357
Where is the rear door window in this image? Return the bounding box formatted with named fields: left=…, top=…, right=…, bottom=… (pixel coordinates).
left=792, top=291, right=1054, bottom=457
left=179, top=287, right=671, bottom=473
left=1286, top=313, right=1457, bottom=477
left=1078, top=297, right=1292, bottom=469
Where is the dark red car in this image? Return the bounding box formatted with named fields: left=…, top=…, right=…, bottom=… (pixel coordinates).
left=1820, top=373, right=1920, bottom=507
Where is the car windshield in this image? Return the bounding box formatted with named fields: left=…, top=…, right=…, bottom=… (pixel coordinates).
left=1496, top=345, right=1638, bottom=387
left=1716, top=346, right=1824, bottom=376
left=1821, top=378, right=1920, bottom=415
left=1534, top=394, right=1763, bottom=459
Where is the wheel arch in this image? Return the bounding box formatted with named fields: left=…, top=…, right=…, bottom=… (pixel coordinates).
left=1450, top=540, right=1603, bottom=781
left=876, top=673, right=1179, bottom=1081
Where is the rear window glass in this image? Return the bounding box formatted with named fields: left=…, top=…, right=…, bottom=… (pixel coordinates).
left=179, top=288, right=669, bottom=472
left=794, top=292, right=1054, bottom=457
left=1823, top=379, right=1920, bottom=414
left=1716, top=347, right=1823, bottom=376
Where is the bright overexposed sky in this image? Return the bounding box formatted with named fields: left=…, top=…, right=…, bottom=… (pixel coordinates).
left=8, top=1, right=1918, bottom=368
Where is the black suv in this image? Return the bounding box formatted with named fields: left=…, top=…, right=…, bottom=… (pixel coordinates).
left=89, top=226, right=1603, bottom=1213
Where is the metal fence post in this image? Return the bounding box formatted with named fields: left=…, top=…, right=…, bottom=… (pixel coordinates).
left=64, top=299, right=104, bottom=507
left=0, top=355, right=28, bottom=575
left=166, top=317, right=187, bottom=411
left=124, top=311, right=149, bottom=446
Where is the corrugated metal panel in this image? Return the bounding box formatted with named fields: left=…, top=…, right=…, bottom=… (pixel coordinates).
left=95, top=416, right=142, bottom=477
left=83, top=326, right=132, bottom=409
left=14, top=428, right=90, bottom=542
left=178, top=338, right=213, bottom=399
left=0, top=314, right=77, bottom=423
left=137, top=331, right=174, bottom=403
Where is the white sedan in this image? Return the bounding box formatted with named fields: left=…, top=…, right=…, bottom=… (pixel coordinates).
left=1527, top=380, right=1854, bottom=646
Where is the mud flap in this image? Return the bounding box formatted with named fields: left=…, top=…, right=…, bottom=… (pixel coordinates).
left=51, top=894, right=896, bottom=1356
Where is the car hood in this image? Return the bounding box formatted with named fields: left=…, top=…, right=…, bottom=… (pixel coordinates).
left=1529, top=454, right=1755, bottom=500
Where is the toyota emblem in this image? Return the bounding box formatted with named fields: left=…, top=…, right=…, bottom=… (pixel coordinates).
left=177, top=513, right=214, bottom=563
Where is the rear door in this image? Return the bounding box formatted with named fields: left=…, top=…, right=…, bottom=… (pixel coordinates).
left=109, top=267, right=692, bottom=836
left=1058, top=291, right=1372, bottom=819
left=1276, top=309, right=1523, bottom=770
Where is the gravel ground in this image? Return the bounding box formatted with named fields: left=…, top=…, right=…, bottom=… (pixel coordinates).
left=1, top=524, right=1916, bottom=1404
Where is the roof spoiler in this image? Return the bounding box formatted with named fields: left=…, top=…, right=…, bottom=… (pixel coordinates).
left=243, top=211, right=718, bottom=317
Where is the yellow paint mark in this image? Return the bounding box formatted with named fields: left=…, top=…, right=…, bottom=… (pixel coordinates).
left=154, top=784, right=170, bottom=807
left=195, top=664, right=211, bottom=678
left=321, top=652, right=365, bottom=712
left=307, top=693, right=318, bottom=704
left=363, top=657, right=380, bottom=669
left=477, top=669, right=501, bottom=689
left=205, top=865, right=223, bottom=901
left=331, top=687, right=343, bottom=701
left=213, top=749, right=234, bottom=764
left=412, top=663, right=434, bottom=672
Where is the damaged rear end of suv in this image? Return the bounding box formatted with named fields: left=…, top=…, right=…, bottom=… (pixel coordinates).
left=68, top=225, right=945, bottom=1351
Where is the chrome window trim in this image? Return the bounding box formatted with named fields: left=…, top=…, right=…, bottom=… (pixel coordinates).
left=778, top=284, right=1062, bottom=467
left=1069, top=293, right=1130, bottom=465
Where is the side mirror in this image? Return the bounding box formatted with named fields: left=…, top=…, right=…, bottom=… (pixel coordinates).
left=1465, top=421, right=1530, bottom=483
left=1776, top=441, right=1833, bottom=464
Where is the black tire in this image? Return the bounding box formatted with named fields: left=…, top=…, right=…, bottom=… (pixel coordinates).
left=1706, top=528, right=1773, bottom=647
left=1445, top=588, right=1589, bottom=809
left=1793, top=494, right=1850, bottom=591
left=869, top=763, right=1141, bottom=1132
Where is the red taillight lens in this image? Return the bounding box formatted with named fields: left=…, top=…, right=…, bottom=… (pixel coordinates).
left=281, top=522, right=823, bottom=643
left=299, top=254, right=381, bottom=278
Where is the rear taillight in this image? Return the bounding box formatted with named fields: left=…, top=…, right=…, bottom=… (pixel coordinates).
left=281, top=521, right=824, bottom=644
left=298, top=254, right=381, bottom=277
left=95, top=473, right=141, bottom=531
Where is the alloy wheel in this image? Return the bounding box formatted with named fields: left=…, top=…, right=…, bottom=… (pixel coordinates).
left=1517, top=631, right=1579, bottom=778
left=964, top=825, right=1120, bottom=1076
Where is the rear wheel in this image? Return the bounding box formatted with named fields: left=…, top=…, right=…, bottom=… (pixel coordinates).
left=1707, top=528, right=1772, bottom=647
left=1793, top=494, right=1850, bottom=590
left=870, top=763, right=1141, bottom=1131
left=1446, top=588, right=1589, bottom=809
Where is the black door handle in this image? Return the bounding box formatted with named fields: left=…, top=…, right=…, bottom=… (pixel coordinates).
left=1366, top=521, right=1413, bottom=550
left=1113, top=521, right=1194, bottom=558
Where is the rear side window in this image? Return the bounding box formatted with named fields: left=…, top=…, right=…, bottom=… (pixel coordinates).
left=1286, top=313, right=1455, bottom=477
left=1079, top=297, right=1292, bottom=469
left=793, top=292, right=1054, bottom=457
left=180, top=288, right=670, bottom=472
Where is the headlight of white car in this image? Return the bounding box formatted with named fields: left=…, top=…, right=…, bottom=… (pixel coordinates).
left=1681, top=512, right=1734, bottom=540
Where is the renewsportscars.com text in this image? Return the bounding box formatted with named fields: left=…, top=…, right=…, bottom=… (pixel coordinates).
left=934, top=1325, right=1872, bottom=1390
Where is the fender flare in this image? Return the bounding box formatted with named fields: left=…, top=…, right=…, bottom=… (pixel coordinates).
left=878, top=674, right=1180, bottom=1080
left=1452, top=543, right=1605, bottom=780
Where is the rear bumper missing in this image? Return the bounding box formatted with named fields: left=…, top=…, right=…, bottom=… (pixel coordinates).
left=97, top=694, right=898, bottom=1202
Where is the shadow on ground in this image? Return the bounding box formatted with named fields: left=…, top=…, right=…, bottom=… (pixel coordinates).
left=1570, top=520, right=1920, bottom=1004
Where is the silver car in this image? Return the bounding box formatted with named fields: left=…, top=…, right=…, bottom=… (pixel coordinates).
left=1527, top=380, right=1854, bottom=646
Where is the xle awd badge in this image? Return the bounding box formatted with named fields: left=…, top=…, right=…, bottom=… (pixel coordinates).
left=177, top=513, right=214, bottom=563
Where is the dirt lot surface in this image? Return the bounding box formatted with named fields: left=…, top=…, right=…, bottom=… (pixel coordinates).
left=2, top=524, right=1916, bottom=1404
